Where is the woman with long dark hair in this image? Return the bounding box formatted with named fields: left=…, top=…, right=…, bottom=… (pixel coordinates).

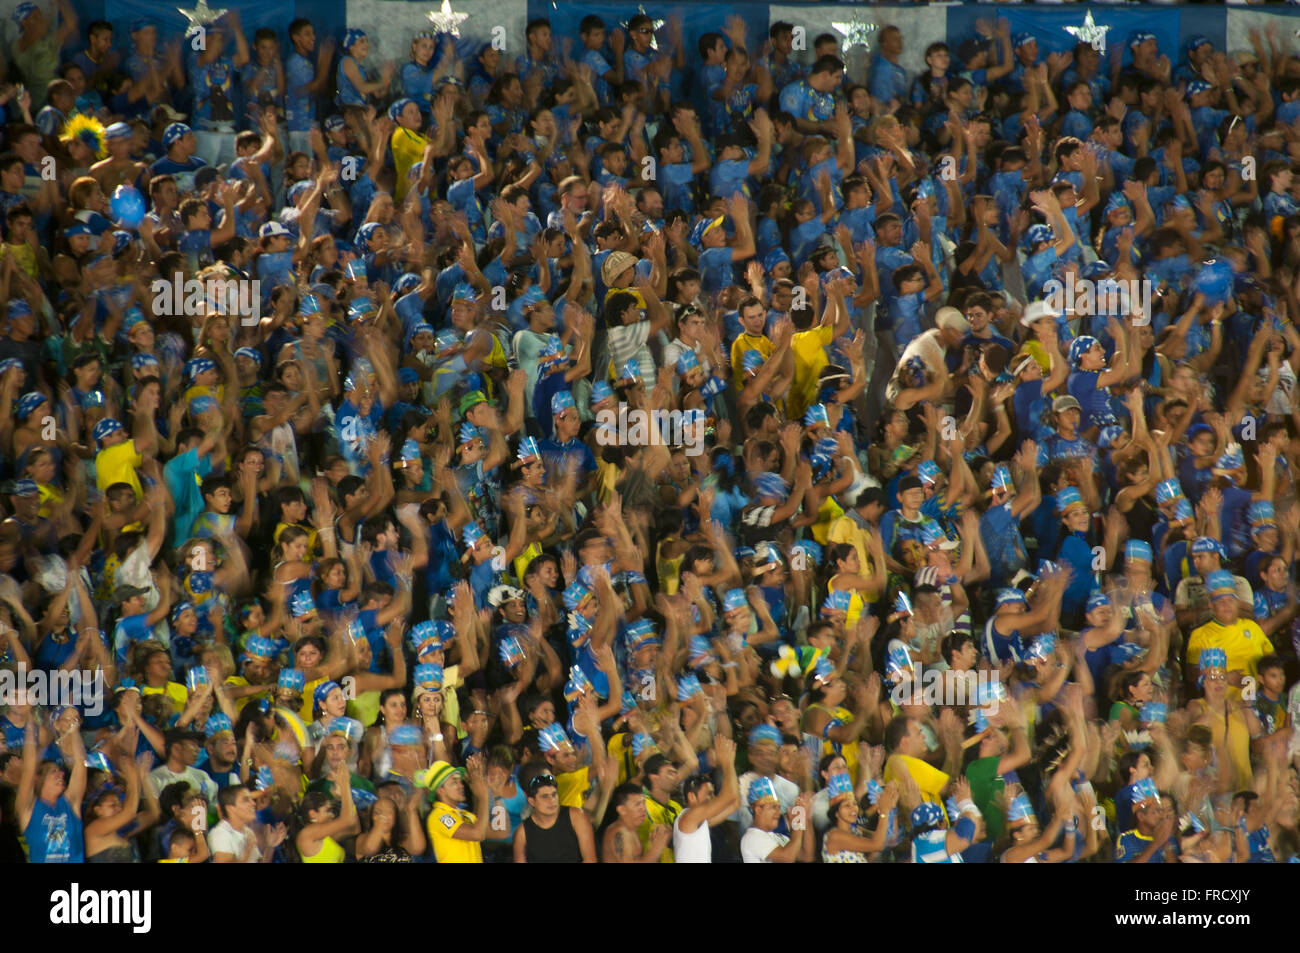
left=290, top=763, right=357, bottom=863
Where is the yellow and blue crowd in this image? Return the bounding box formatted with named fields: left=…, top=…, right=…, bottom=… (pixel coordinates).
left=0, top=3, right=1298, bottom=864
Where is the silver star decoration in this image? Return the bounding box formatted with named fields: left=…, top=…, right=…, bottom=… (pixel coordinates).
left=177, top=0, right=227, bottom=29
left=1064, top=11, right=1110, bottom=55
left=622, top=5, right=665, bottom=52
left=426, top=0, right=469, bottom=37
left=832, top=16, right=877, bottom=54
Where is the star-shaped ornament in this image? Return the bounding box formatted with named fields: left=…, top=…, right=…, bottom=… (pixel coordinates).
left=832, top=16, right=877, bottom=54
left=178, top=0, right=227, bottom=29
left=1064, top=12, right=1110, bottom=55
left=427, top=0, right=469, bottom=37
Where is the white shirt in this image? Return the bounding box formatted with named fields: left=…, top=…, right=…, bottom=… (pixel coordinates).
left=741, top=827, right=788, bottom=863
left=672, top=811, right=713, bottom=863
left=886, top=329, right=949, bottom=406
left=209, top=819, right=261, bottom=862
left=148, top=765, right=219, bottom=803
left=606, top=321, right=655, bottom=382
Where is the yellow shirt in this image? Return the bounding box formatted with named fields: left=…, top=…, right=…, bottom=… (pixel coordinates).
left=595, top=459, right=621, bottom=506
left=427, top=802, right=483, bottom=863
left=1186, top=619, right=1273, bottom=685
left=300, top=834, right=346, bottom=863
left=347, top=689, right=381, bottom=728
left=37, top=482, right=63, bottom=519
left=95, top=440, right=144, bottom=499
left=810, top=494, right=844, bottom=546
left=608, top=733, right=636, bottom=785
left=826, top=514, right=881, bottom=605
left=827, top=514, right=869, bottom=571
left=1190, top=698, right=1254, bottom=791
left=0, top=241, right=37, bottom=279
left=884, top=753, right=949, bottom=818
left=513, top=542, right=543, bottom=590
left=730, top=332, right=775, bottom=392
left=807, top=703, right=861, bottom=783
left=224, top=675, right=270, bottom=715
left=556, top=766, right=590, bottom=809
left=789, top=322, right=836, bottom=421
left=301, top=677, right=326, bottom=723
left=826, top=576, right=866, bottom=628
left=441, top=665, right=462, bottom=737
left=391, top=127, right=429, bottom=202
left=655, top=538, right=684, bottom=596
left=142, top=681, right=189, bottom=717
left=638, top=794, right=681, bottom=863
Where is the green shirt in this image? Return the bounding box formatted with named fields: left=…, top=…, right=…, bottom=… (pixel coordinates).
left=965, top=755, right=1006, bottom=840
left=307, top=773, right=375, bottom=798
left=12, top=34, right=59, bottom=108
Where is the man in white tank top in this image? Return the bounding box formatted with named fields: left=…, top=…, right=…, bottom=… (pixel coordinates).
left=673, top=736, right=739, bottom=863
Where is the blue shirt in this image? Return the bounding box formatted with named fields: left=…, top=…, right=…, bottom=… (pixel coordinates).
left=447, top=177, right=487, bottom=244
left=980, top=502, right=1028, bottom=588
left=868, top=56, right=908, bottom=105
left=778, top=80, right=834, bottom=123
left=890, top=291, right=927, bottom=349
left=699, top=246, right=735, bottom=296
left=1055, top=531, right=1095, bottom=619
left=335, top=55, right=366, bottom=107
left=1068, top=368, right=1121, bottom=434
left=25, top=796, right=84, bottom=863
left=285, top=51, right=316, bottom=132
left=582, top=48, right=614, bottom=104
left=190, top=56, right=238, bottom=127
left=164, top=447, right=213, bottom=548
left=150, top=156, right=208, bottom=196
left=709, top=158, right=751, bottom=200
left=1115, top=828, right=1177, bottom=862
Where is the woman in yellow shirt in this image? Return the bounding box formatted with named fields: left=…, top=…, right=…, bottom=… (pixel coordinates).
left=824, top=543, right=886, bottom=629
left=1186, top=653, right=1258, bottom=793
left=295, top=764, right=358, bottom=863
left=23, top=447, right=64, bottom=520
left=801, top=659, right=869, bottom=784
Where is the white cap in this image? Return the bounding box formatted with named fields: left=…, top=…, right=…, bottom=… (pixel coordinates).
left=1020, top=300, right=1059, bottom=327
left=259, top=221, right=291, bottom=239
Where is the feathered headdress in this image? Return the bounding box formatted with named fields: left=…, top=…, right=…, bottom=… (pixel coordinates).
left=60, top=113, right=107, bottom=159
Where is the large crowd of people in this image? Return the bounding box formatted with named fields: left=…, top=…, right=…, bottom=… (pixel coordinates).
left=0, top=1, right=1295, bottom=864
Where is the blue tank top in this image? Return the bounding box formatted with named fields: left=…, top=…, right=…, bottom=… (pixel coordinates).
left=26, top=796, right=84, bottom=863
left=336, top=56, right=366, bottom=107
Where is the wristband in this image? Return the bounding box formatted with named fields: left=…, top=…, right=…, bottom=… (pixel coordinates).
left=956, top=798, right=978, bottom=817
